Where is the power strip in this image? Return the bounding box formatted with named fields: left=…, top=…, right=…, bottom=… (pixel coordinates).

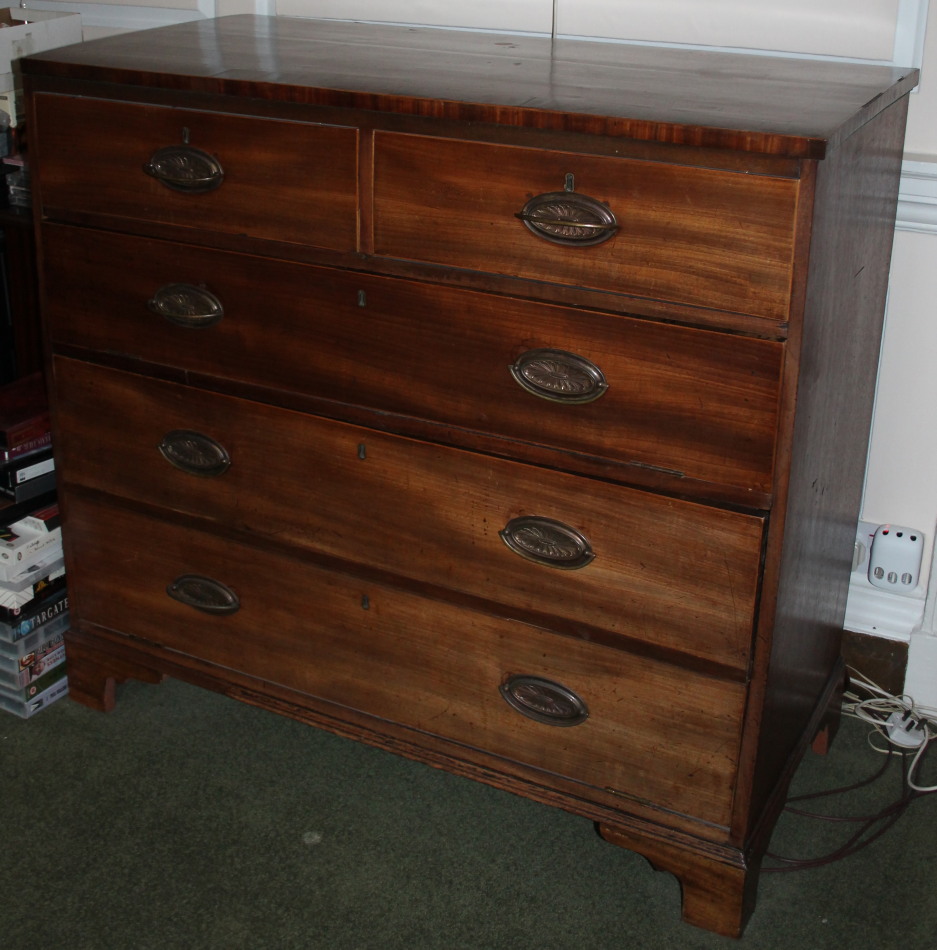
left=867, top=524, right=924, bottom=593
left=885, top=710, right=927, bottom=749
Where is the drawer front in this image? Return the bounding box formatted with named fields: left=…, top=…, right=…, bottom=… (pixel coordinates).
left=43, top=225, right=783, bottom=496
left=64, top=495, right=744, bottom=828
left=53, top=358, right=765, bottom=670
left=32, top=94, right=358, bottom=250
left=373, top=133, right=799, bottom=320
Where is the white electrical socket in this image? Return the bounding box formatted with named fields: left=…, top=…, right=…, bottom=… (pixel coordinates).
left=867, top=524, right=924, bottom=593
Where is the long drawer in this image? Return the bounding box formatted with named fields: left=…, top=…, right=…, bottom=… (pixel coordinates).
left=42, top=225, right=783, bottom=497
left=32, top=94, right=359, bottom=250
left=63, top=494, right=745, bottom=828
left=373, top=133, right=800, bottom=320
left=52, top=357, right=765, bottom=670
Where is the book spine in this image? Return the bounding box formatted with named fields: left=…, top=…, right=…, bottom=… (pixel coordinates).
left=0, top=660, right=68, bottom=706
left=0, top=571, right=67, bottom=620
left=1, top=452, right=55, bottom=489
left=0, top=413, right=51, bottom=451
left=5, top=594, right=69, bottom=641
left=12, top=455, right=55, bottom=486
left=13, top=629, right=67, bottom=687
left=0, top=432, right=53, bottom=462
left=0, top=471, right=57, bottom=504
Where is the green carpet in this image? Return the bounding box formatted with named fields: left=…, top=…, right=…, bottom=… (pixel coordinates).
left=1, top=677, right=933, bottom=949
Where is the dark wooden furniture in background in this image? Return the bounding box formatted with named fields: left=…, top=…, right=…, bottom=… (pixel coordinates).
left=22, top=16, right=917, bottom=936
left=0, top=207, right=42, bottom=384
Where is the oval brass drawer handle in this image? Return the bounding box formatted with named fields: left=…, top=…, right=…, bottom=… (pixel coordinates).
left=147, top=283, right=224, bottom=328
left=143, top=145, right=224, bottom=193
left=167, top=574, right=240, bottom=615
left=516, top=191, right=618, bottom=246
left=500, top=675, right=589, bottom=726
left=500, top=516, right=595, bottom=570
left=510, top=348, right=608, bottom=404
left=158, top=429, right=231, bottom=477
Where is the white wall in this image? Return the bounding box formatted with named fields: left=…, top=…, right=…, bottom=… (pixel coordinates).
left=866, top=5, right=937, bottom=711
left=273, top=0, right=552, bottom=32
left=556, top=0, right=910, bottom=61
left=23, top=0, right=937, bottom=706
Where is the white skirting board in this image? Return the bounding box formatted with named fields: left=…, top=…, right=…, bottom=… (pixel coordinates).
left=904, top=635, right=937, bottom=716
left=897, top=160, right=937, bottom=233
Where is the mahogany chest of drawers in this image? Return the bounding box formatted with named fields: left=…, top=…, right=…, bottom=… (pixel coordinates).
left=22, top=16, right=917, bottom=936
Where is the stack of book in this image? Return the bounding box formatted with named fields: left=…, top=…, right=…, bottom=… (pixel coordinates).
left=0, top=372, right=68, bottom=717
left=0, top=497, right=68, bottom=716
left=1, top=373, right=54, bottom=503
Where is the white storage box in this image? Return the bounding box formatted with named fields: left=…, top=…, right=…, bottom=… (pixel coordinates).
left=0, top=9, right=82, bottom=82
left=0, top=8, right=82, bottom=122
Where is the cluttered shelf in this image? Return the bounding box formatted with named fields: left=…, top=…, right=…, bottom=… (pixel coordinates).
left=0, top=6, right=81, bottom=384
left=1, top=371, right=67, bottom=719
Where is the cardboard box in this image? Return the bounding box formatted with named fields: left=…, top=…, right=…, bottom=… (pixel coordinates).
left=0, top=9, right=82, bottom=80
left=0, top=9, right=82, bottom=123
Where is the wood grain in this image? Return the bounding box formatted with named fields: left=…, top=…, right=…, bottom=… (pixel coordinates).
left=374, top=132, right=800, bottom=319
left=21, top=16, right=918, bottom=158
left=24, top=17, right=915, bottom=936
left=62, top=492, right=745, bottom=828
left=734, top=96, right=912, bottom=841
left=41, top=224, right=784, bottom=498
left=32, top=93, right=359, bottom=250
left=51, top=356, right=765, bottom=671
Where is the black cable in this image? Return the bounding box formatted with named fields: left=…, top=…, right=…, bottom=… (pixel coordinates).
left=763, top=746, right=934, bottom=873
left=785, top=746, right=894, bottom=807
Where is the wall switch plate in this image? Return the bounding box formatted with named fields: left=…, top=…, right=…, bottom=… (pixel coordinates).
left=868, top=524, right=924, bottom=593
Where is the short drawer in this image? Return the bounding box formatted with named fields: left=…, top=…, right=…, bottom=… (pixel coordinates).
left=373, top=133, right=800, bottom=321
left=32, top=94, right=358, bottom=250
left=64, top=495, right=745, bottom=828
left=42, top=225, right=783, bottom=497
left=53, top=358, right=765, bottom=670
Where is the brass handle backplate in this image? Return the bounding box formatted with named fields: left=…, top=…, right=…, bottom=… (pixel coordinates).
left=500, top=675, right=589, bottom=726
left=516, top=191, right=618, bottom=246
left=158, top=430, right=231, bottom=478
left=147, top=283, right=224, bottom=328
left=167, top=574, right=240, bottom=615
left=144, top=145, right=224, bottom=194
left=499, top=516, right=595, bottom=570
left=510, top=348, right=608, bottom=404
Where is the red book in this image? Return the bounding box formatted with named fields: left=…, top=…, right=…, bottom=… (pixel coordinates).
left=0, top=432, right=53, bottom=463
left=0, top=374, right=50, bottom=452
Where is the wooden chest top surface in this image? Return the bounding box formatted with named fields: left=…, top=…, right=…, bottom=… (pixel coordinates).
left=21, top=14, right=918, bottom=158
